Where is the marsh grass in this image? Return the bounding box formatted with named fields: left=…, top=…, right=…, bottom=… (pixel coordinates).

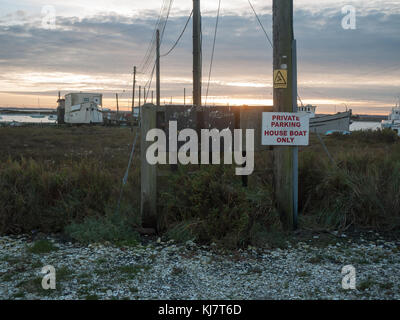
left=1, top=126, right=399, bottom=248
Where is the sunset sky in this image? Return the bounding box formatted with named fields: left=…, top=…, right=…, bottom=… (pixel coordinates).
left=0, top=0, right=399, bottom=114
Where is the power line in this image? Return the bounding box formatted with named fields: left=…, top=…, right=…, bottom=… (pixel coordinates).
left=247, top=0, right=273, bottom=48
left=161, top=10, right=193, bottom=57
left=205, top=0, right=222, bottom=106
left=139, top=0, right=174, bottom=99
left=247, top=1, right=305, bottom=106
left=138, top=0, right=167, bottom=73
left=139, top=0, right=174, bottom=75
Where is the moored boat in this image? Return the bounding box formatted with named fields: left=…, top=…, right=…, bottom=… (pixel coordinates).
left=381, top=103, right=400, bottom=136
left=298, top=104, right=352, bottom=134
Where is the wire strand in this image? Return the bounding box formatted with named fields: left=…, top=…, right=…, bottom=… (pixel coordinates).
left=247, top=0, right=273, bottom=48
left=205, top=0, right=222, bottom=106
left=161, top=10, right=193, bottom=57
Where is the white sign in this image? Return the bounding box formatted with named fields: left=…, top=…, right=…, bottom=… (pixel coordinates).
left=261, top=112, right=309, bottom=146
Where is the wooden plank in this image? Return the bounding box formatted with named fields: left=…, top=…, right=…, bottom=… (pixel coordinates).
left=240, top=105, right=273, bottom=152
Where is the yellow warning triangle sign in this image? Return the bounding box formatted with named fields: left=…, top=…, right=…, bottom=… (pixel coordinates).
left=274, top=69, right=287, bottom=88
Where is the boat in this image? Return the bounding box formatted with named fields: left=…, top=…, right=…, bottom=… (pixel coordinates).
left=48, top=115, right=57, bottom=121
left=30, top=114, right=46, bottom=119
left=298, top=104, right=352, bottom=134
left=64, top=92, right=103, bottom=124
left=381, top=102, right=400, bottom=136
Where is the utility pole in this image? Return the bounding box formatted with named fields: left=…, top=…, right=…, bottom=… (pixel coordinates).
left=184, top=88, right=186, bottom=106
left=132, top=66, right=136, bottom=129
left=139, top=85, right=141, bottom=107
left=193, top=0, right=203, bottom=166
left=273, top=0, right=297, bottom=230
left=193, top=0, right=202, bottom=108
left=156, top=29, right=161, bottom=107
left=116, top=93, right=119, bottom=124
left=144, top=87, right=147, bottom=104
left=151, top=90, right=154, bottom=104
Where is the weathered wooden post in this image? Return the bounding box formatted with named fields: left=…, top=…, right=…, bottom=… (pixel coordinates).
left=131, top=66, right=136, bottom=130
left=116, top=93, right=119, bottom=125
left=141, top=104, right=158, bottom=228
left=273, top=0, right=297, bottom=230
left=156, top=29, right=161, bottom=107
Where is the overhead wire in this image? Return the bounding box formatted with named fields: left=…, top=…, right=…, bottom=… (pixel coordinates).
left=247, top=0, right=273, bottom=48
left=161, top=10, right=193, bottom=57
left=205, top=0, right=222, bottom=107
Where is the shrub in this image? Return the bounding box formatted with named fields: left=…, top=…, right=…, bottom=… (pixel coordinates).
left=0, top=158, right=139, bottom=235
left=159, top=165, right=282, bottom=248
left=27, top=239, right=58, bottom=254
left=64, top=210, right=140, bottom=246
left=299, top=147, right=400, bottom=231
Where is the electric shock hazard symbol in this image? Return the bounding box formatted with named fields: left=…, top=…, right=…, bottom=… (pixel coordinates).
left=274, top=69, right=287, bottom=88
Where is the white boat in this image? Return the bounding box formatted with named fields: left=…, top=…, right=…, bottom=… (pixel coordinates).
left=298, top=104, right=352, bottom=134
left=381, top=103, right=400, bottom=136
left=48, top=115, right=57, bottom=121
left=64, top=93, right=103, bottom=124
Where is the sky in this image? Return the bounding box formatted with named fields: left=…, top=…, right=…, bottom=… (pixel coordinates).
left=0, top=0, right=399, bottom=114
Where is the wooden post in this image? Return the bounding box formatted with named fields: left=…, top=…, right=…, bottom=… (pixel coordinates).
left=138, top=86, right=142, bottom=127
left=193, top=0, right=203, bottom=164
left=273, top=0, right=296, bottom=230
left=156, top=29, right=161, bottom=107
left=141, top=104, right=158, bottom=228
left=193, top=0, right=202, bottom=109
left=139, top=85, right=141, bottom=107
left=132, top=66, right=136, bottom=129
left=292, top=40, right=299, bottom=229
left=116, top=93, right=119, bottom=124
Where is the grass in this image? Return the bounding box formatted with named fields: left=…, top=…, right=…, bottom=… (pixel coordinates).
left=27, top=240, right=58, bottom=254
left=1, top=126, right=400, bottom=248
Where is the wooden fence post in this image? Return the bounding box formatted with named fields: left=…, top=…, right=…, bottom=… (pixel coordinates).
left=141, top=104, right=158, bottom=228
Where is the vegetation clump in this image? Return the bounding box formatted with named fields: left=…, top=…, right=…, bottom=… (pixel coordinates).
left=159, top=165, right=282, bottom=248
left=1, top=127, right=400, bottom=248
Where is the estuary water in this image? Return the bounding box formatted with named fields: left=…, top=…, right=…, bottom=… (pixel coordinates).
left=350, top=121, right=381, bottom=131
left=0, top=114, right=56, bottom=124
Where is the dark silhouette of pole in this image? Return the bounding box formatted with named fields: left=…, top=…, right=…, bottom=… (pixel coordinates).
left=139, top=85, right=141, bottom=107
left=132, top=66, right=136, bottom=129
left=116, top=93, right=119, bottom=124
left=273, top=0, right=297, bottom=230
left=193, top=0, right=202, bottom=108
left=156, top=29, right=161, bottom=107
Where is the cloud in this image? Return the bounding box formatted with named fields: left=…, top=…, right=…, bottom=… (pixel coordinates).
left=0, top=2, right=399, bottom=112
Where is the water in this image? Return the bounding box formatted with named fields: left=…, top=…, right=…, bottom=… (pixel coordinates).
left=0, top=114, right=56, bottom=124
left=350, top=121, right=381, bottom=132
left=0, top=115, right=384, bottom=130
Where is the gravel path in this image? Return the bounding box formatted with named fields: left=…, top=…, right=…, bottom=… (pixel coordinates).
left=1, top=234, right=399, bottom=300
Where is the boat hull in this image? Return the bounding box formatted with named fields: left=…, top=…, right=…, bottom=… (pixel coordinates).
left=309, top=111, right=352, bottom=134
